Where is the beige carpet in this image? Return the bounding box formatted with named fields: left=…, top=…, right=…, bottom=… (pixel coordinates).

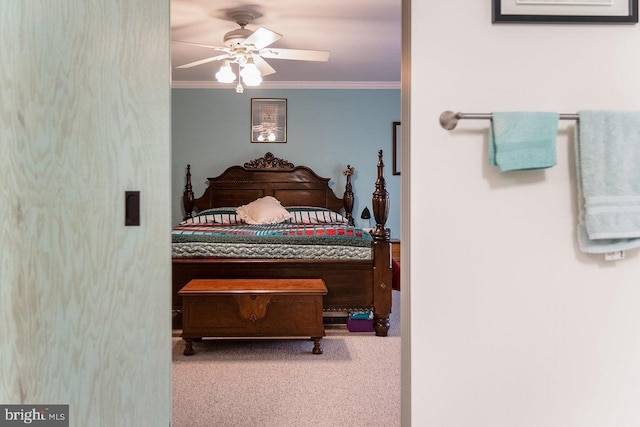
left=172, top=290, right=401, bottom=427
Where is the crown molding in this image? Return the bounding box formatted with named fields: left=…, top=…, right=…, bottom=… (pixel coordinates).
left=171, top=80, right=401, bottom=90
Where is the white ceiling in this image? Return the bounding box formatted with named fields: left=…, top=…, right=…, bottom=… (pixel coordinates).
left=171, top=0, right=402, bottom=89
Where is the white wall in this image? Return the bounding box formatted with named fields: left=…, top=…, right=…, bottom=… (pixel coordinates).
left=0, top=2, right=171, bottom=425
left=410, top=2, right=640, bottom=426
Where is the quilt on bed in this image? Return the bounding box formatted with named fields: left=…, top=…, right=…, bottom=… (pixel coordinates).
left=172, top=206, right=373, bottom=260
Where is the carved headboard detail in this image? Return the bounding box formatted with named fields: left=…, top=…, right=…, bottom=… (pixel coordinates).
left=243, top=152, right=294, bottom=169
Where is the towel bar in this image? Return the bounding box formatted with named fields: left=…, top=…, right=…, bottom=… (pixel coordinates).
left=440, top=110, right=579, bottom=130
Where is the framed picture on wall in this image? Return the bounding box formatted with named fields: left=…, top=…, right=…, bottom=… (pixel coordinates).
left=392, top=121, right=401, bottom=176
left=492, top=0, right=639, bottom=23
left=251, top=98, right=287, bottom=143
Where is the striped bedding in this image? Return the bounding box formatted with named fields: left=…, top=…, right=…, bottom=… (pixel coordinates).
left=172, top=207, right=373, bottom=260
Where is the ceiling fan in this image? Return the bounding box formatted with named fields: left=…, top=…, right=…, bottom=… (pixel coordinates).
left=173, top=11, right=330, bottom=91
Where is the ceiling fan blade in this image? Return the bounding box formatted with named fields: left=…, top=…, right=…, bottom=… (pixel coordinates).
left=252, top=55, right=276, bottom=77
left=259, top=48, right=330, bottom=62
left=172, top=40, right=229, bottom=52
left=243, top=27, right=282, bottom=50
left=176, top=54, right=229, bottom=69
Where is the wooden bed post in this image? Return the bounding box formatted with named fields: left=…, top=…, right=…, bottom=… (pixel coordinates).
left=182, top=164, right=195, bottom=220
left=371, top=150, right=392, bottom=336
left=343, top=165, right=355, bottom=226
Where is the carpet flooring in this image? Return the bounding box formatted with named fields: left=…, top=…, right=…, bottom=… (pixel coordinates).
left=172, top=290, right=401, bottom=427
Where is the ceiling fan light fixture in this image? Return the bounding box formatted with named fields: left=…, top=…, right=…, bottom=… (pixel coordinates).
left=215, top=60, right=236, bottom=83
left=240, top=57, right=262, bottom=86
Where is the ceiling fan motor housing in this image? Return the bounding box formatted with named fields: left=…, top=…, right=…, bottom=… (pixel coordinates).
left=223, top=11, right=257, bottom=48
left=223, top=28, right=253, bottom=48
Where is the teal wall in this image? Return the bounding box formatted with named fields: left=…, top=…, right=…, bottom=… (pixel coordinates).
left=172, top=88, right=401, bottom=238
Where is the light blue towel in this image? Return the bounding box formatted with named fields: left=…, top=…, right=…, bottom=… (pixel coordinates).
left=489, top=112, right=559, bottom=171
left=575, top=110, right=640, bottom=253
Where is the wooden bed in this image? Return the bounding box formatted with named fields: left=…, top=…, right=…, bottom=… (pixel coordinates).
left=172, top=151, right=393, bottom=336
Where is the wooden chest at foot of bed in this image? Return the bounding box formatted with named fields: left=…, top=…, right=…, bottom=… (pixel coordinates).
left=178, top=278, right=328, bottom=355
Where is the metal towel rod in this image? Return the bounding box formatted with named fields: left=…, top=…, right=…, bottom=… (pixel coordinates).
left=439, top=110, right=579, bottom=130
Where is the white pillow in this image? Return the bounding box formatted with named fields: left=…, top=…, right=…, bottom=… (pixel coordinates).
left=236, top=196, right=292, bottom=224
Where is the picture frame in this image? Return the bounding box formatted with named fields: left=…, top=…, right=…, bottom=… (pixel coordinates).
left=392, top=121, right=401, bottom=176
left=251, top=98, right=287, bottom=143
left=492, top=0, right=638, bottom=23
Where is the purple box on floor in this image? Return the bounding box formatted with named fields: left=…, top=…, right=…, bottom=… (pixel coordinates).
left=347, top=317, right=374, bottom=332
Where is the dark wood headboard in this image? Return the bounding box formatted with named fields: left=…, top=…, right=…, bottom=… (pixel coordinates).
left=182, top=152, right=354, bottom=224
